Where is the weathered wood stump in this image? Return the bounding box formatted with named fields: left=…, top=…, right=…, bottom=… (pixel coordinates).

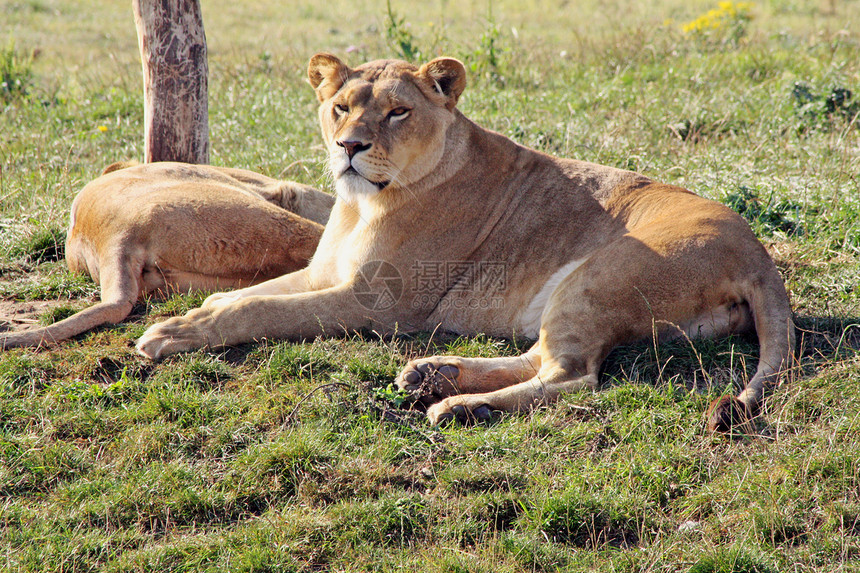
left=132, top=0, right=209, bottom=164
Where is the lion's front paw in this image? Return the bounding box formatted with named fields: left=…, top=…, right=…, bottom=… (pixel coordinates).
left=202, top=291, right=240, bottom=308
left=426, top=397, right=494, bottom=426
left=136, top=312, right=212, bottom=360
left=395, top=359, right=461, bottom=406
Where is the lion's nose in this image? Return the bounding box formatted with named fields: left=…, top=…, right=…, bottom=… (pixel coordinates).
left=337, top=140, right=371, bottom=159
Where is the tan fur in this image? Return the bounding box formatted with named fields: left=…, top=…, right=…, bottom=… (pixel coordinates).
left=136, top=54, right=794, bottom=431
left=1, top=162, right=334, bottom=349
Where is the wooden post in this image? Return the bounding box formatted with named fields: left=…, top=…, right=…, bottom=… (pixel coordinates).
left=132, top=0, right=209, bottom=164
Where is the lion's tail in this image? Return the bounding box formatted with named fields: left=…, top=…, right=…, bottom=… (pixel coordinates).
left=708, top=262, right=795, bottom=431
left=1, top=299, right=136, bottom=350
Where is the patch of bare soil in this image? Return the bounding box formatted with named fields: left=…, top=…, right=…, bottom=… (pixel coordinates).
left=0, top=299, right=68, bottom=334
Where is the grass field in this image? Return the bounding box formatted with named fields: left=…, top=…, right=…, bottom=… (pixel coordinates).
left=2, top=0, right=860, bottom=571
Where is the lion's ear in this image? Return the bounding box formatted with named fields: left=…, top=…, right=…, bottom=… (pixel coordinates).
left=417, top=57, right=467, bottom=110
left=307, top=53, right=350, bottom=102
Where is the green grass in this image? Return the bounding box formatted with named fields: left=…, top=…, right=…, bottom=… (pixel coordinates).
left=0, top=40, right=33, bottom=103
left=2, top=0, right=860, bottom=571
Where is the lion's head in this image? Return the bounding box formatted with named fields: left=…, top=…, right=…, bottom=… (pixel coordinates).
left=307, top=54, right=466, bottom=202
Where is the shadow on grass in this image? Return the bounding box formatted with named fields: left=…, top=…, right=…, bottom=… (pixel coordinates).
left=599, top=314, right=860, bottom=393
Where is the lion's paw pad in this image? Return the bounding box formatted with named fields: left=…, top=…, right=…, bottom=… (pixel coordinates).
left=429, top=402, right=494, bottom=426
left=396, top=362, right=460, bottom=397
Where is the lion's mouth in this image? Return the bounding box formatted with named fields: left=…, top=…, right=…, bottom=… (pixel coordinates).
left=343, top=166, right=389, bottom=191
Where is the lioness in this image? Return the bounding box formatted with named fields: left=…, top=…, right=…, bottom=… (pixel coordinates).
left=137, top=54, right=795, bottom=431
left=0, top=161, right=333, bottom=349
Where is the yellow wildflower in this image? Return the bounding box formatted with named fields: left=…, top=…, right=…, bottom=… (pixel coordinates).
left=682, top=2, right=754, bottom=37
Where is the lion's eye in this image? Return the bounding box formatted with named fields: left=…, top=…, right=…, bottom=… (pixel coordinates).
left=334, top=104, right=348, bottom=117
left=388, top=107, right=411, bottom=121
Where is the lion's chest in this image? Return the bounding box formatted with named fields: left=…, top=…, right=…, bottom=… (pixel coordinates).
left=317, top=219, right=380, bottom=286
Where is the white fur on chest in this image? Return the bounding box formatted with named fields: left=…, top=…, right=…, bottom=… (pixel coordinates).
left=333, top=196, right=382, bottom=283
left=519, top=257, right=590, bottom=338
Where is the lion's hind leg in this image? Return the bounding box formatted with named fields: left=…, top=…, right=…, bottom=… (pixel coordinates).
left=421, top=232, right=761, bottom=426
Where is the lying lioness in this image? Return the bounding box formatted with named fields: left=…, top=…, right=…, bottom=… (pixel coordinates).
left=0, top=161, right=333, bottom=349
left=137, top=54, right=795, bottom=431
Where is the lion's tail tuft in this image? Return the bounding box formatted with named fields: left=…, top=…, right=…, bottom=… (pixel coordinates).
left=707, top=263, right=795, bottom=433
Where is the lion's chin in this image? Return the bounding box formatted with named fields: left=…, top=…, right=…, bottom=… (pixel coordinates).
left=334, top=171, right=388, bottom=202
